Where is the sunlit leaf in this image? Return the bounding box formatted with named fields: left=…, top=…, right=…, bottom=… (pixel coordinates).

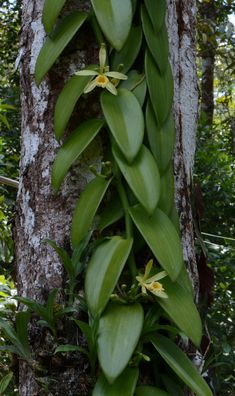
left=101, top=89, right=144, bottom=163
left=85, top=237, right=133, bottom=317
left=97, top=303, right=144, bottom=383
left=91, top=0, right=132, bottom=50
left=150, top=335, right=213, bottom=396
left=42, top=0, right=66, bottom=34
left=145, top=50, right=173, bottom=126
left=52, top=119, right=104, bottom=191
left=113, top=145, right=160, bottom=215
left=129, top=205, right=183, bottom=281
left=35, top=12, right=87, bottom=85
left=93, top=368, right=139, bottom=396
left=71, top=176, right=111, bottom=248
left=141, top=5, right=169, bottom=74
left=111, top=26, right=142, bottom=73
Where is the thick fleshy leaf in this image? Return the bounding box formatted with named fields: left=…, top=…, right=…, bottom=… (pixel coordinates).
left=145, top=50, right=173, bottom=126
left=101, top=89, right=144, bottom=163
left=161, top=374, right=185, bottom=396
left=71, top=176, right=111, bottom=248
left=113, top=145, right=160, bottom=215
left=98, top=196, right=124, bottom=231
left=42, top=0, right=66, bottom=34
left=85, top=237, right=133, bottom=317
left=141, top=5, right=169, bottom=74
left=144, top=0, right=166, bottom=33
left=52, top=119, right=104, bottom=191
left=120, top=71, right=147, bottom=106
left=54, top=344, right=87, bottom=354
left=146, top=101, right=175, bottom=174
left=135, top=386, right=169, bottom=396
left=93, top=368, right=139, bottom=396
left=150, top=335, right=213, bottom=396
left=129, top=205, right=183, bottom=281
left=158, top=166, right=174, bottom=216
left=156, top=278, right=202, bottom=346
left=54, top=65, right=97, bottom=140
left=91, top=0, right=132, bottom=50
left=111, top=26, right=142, bottom=73
left=97, top=303, right=144, bottom=383
left=35, top=12, right=87, bottom=85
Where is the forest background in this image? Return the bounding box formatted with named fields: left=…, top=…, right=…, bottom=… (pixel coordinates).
left=0, top=0, right=234, bottom=394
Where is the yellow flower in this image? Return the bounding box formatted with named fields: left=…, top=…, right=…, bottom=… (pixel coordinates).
left=136, top=259, right=168, bottom=299
left=75, top=43, right=127, bottom=95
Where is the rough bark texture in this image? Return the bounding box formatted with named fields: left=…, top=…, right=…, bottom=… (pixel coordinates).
left=15, top=0, right=101, bottom=394
left=15, top=1, right=199, bottom=394
left=167, top=0, right=199, bottom=297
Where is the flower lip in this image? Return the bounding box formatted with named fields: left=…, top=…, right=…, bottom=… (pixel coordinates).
left=95, top=74, right=109, bottom=87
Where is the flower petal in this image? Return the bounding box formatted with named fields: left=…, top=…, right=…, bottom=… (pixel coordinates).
left=99, top=43, right=107, bottom=71
left=105, top=81, right=117, bottom=95
left=143, top=259, right=153, bottom=281
left=75, top=69, right=99, bottom=76
left=105, top=71, right=128, bottom=80
left=145, top=271, right=168, bottom=283
left=84, top=79, right=98, bottom=93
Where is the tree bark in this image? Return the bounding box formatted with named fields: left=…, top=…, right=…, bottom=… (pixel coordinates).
left=15, top=1, right=199, bottom=394
left=16, top=0, right=101, bottom=394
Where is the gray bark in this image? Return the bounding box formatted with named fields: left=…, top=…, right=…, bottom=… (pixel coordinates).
left=15, top=0, right=199, bottom=394
left=16, top=0, right=101, bottom=394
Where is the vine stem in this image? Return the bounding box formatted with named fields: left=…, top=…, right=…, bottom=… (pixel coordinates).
left=116, top=176, right=137, bottom=278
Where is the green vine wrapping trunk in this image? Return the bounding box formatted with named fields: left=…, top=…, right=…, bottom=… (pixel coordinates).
left=7, top=0, right=212, bottom=394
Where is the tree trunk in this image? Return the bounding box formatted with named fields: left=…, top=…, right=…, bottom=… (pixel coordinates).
left=15, top=1, right=199, bottom=394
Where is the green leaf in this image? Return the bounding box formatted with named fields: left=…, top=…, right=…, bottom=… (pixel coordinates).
left=54, top=71, right=95, bottom=140
left=0, top=372, right=13, bottom=394
left=52, top=119, right=104, bottom=191
left=146, top=101, right=175, bottom=174
left=111, top=26, right=142, bottom=73
left=35, top=12, right=87, bottom=85
left=158, top=166, right=174, bottom=216
left=129, top=205, right=183, bottom=281
left=145, top=50, right=173, bottom=126
left=85, top=237, right=133, bottom=317
left=0, top=318, right=18, bottom=345
left=71, top=176, right=111, bottom=248
left=54, top=344, right=88, bottom=355
left=101, top=89, right=144, bottom=163
left=141, top=5, right=169, bottom=74
left=91, top=0, right=132, bottom=50
left=15, top=312, right=31, bottom=358
left=44, top=239, right=74, bottom=278
left=98, top=195, right=124, bottom=231
left=135, top=386, right=169, bottom=396
left=156, top=277, right=202, bottom=346
left=42, top=0, right=66, bottom=34
left=144, top=0, right=166, bottom=33
left=97, top=303, right=144, bottom=383
left=46, top=289, right=58, bottom=321
left=113, top=145, right=161, bottom=215
left=120, top=71, right=146, bottom=106
left=150, top=335, right=213, bottom=396
left=93, top=368, right=139, bottom=396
